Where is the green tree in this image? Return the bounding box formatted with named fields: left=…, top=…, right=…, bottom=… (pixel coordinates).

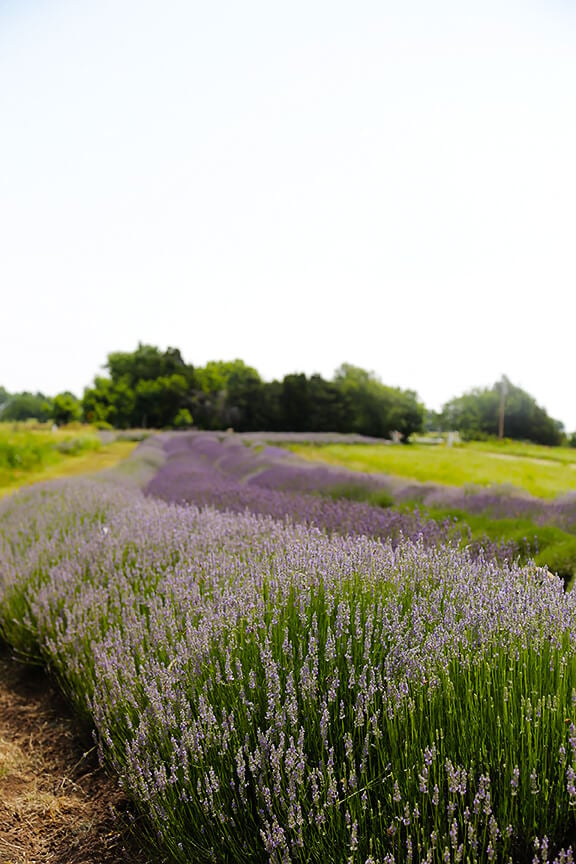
left=258, top=380, right=284, bottom=431
left=1, top=392, right=53, bottom=422
left=192, top=360, right=262, bottom=430
left=83, top=345, right=195, bottom=429
left=107, top=343, right=193, bottom=388
left=278, top=373, right=350, bottom=433
left=82, top=377, right=136, bottom=428
left=226, top=366, right=266, bottom=431
left=281, top=373, right=312, bottom=432
left=385, top=386, right=426, bottom=440
left=194, top=359, right=256, bottom=394
left=174, top=408, right=193, bottom=428
left=334, top=364, right=424, bottom=440
left=441, top=377, right=564, bottom=446
left=51, top=392, right=81, bottom=426
left=308, top=375, right=350, bottom=433
left=134, top=374, right=190, bottom=428
left=441, top=386, right=493, bottom=438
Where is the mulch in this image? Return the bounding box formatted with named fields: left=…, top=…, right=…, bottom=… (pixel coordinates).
left=0, top=647, right=158, bottom=864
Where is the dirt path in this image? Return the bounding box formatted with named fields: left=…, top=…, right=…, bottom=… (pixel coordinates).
left=0, top=648, right=158, bottom=864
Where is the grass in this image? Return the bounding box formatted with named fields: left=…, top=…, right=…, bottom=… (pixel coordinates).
left=420, top=503, right=576, bottom=580
left=286, top=438, right=576, bottom=586
left=321, top=481, right=395, bottom=508
left=287, top=439, right=576, bottom=499
left=0, top=423, right=139, bottom=498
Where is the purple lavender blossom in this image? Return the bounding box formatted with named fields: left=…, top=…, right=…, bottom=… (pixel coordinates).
left=3, top=465, right=576, bottom=862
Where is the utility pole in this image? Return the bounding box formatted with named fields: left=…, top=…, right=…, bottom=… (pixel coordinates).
left=498, top=376, right=507, bottom=439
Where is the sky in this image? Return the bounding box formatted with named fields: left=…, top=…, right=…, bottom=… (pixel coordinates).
left=2, top=0, right=576, bottom=428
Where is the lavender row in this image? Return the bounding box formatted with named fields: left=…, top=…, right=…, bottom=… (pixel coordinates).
left=149, top=431, right=576, bottom=535
left=145, top=434, right=520, bottom=561
left=2, top=479, right=576, bottom=860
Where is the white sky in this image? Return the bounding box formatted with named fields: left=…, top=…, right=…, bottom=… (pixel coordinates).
left=2, top=0, right=576, bottom=428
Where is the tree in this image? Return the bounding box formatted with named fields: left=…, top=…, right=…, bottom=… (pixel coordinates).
left=441, top=387, right=493, bottom=438
left=192, top=359, right=262, bottom=430
left=333, top=364, right=424, bottom=439
left=385, top=386, right=426, bottom=440
left=51, top=392, right=81, bottom=426
left=308, top=375, right=350, bottom=433
left=1, top=392, right=53, bottom=422
left=79, top=345, right=428, bottom=436
left=83, top=345, right=196, bottom=429
left=174, top=408, right=193, bottom=428
left=134, top=374, right=190, bottom=428
left=106, top=343, right=193, bottom=389
left=258, top=380, right=284, bottom=431
left=194, top=359, right=256, bottom=394
left=281, top=374, right=312, bottom=432
left=441, top=377, right=564, bottom=446
left=82, top=377, right=136, bottom=428
left=226, top=366, right=266, bottom=431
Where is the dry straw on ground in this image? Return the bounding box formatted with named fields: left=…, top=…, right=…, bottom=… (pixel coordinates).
left=0, top=648, right=156, bottom=864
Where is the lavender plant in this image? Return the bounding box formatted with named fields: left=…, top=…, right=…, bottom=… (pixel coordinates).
left=154, top=433, right=576, bottom=577
left=145, top=434, right=520, bottom=563
left=2, top=478, right=576, bottom=861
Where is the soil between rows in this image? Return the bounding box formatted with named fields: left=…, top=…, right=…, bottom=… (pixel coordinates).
left=0, top=647, right=158, bottom=864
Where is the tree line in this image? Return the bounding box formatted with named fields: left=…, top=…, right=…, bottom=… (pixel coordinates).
left=0, top=344, right=568, bottom=446
left=435, top=375, right=565, bottom=446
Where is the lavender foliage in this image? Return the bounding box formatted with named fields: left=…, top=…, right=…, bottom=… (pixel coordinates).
left=145, top=433, right=576, bottom=572
left=2, top=477, right=576, bottom=861
left=144, top=433, right=486, bottom=555
left=185, top=431, right=576, bottom=534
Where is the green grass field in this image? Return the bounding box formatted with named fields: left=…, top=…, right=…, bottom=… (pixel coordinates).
left=287, top=437, right=576, bottom=585
left=0, top=423, right=139, bottom=497
left=288, top=438, right=576, bottom=499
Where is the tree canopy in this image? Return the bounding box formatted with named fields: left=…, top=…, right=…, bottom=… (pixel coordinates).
left=440, top=376, right=564, bottom=446
left=0, top=392, right=53, bottom=423
left=82, top=344, right=196, bottom=429
left=77, top=345, right=425, bottom=438
left=334, top=364, right=424, bottom=439
left=0, top=349, right=567, bottom=447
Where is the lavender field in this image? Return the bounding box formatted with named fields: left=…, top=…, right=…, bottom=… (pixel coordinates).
left=144, top=432, right=454, bottom=550
left=145, top=431, right=576, bottom=527
left=145, top=432, right=542, bottom=563
left=2, top=435, right=576, bottom=862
